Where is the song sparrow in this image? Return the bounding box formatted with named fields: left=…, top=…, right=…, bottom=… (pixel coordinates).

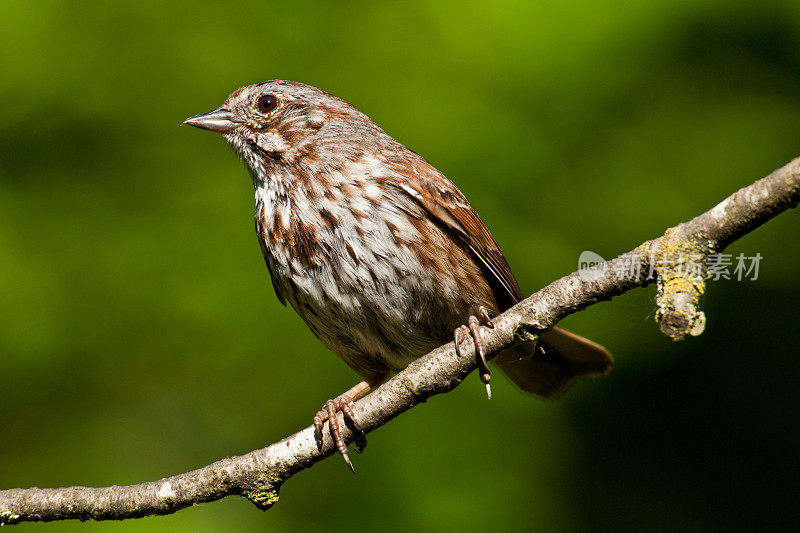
left=185, top=80, right=612, bottom=470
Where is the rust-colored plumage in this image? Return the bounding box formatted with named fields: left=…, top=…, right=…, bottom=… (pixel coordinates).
left=185, top=80, right=612, bottom=470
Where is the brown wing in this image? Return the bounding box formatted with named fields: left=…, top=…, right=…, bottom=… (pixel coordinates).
left=386, top=155, right=613, bottom=398
left=387, top=158, right=523, bottom=310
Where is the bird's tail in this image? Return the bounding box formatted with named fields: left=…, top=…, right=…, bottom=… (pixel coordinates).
left=494, top=326, right=612, bottom=398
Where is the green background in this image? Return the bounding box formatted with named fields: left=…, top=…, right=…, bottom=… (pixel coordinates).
left=2, top=1, right=799, bottom=531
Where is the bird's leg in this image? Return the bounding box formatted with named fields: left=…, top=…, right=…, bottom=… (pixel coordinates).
left=454, top=305, right=495, bottom=399
left=313, top=375, right=384, bottom=472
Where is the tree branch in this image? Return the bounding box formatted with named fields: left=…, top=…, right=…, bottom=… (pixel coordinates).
left=2, top=157, right=798, bottom=525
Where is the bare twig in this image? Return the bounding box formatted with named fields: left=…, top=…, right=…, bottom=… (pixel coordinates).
left=1, top=158, right=798, bottom=525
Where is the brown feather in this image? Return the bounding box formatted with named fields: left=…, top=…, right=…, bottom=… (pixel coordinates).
left=388, top=156, right=612, bottom=396
left=387, top=158, right=522, bottom=310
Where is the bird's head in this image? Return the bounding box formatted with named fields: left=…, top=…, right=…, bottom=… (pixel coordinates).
left=184, top=80, right=390, bottom=181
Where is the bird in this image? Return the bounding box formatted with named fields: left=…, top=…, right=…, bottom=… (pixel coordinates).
left=184, top=80, right=612, bottom=470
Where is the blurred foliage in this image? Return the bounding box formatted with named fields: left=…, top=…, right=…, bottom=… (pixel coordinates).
left=1, top=1, right=799, bottom=531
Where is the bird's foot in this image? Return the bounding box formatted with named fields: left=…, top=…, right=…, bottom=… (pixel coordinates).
left=313, top=379, right=378, bottom=472
left=454, top=305, right=495, bottom=399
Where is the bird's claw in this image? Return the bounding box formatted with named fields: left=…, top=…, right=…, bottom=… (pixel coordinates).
left=454, top=305, right=495, bottom=399
left=477, top=306, right=494, bottom=328
left=313, top=395, right=367, bottom=472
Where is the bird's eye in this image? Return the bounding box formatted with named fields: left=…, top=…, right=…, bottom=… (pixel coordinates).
left=257, top=94, right=278, bottom=113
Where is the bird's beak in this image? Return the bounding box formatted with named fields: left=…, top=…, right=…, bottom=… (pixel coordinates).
left=183, top=107, right=238, bottom=133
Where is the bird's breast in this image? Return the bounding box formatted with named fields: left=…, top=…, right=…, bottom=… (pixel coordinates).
left=253, top=164, right=496, bottom=373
